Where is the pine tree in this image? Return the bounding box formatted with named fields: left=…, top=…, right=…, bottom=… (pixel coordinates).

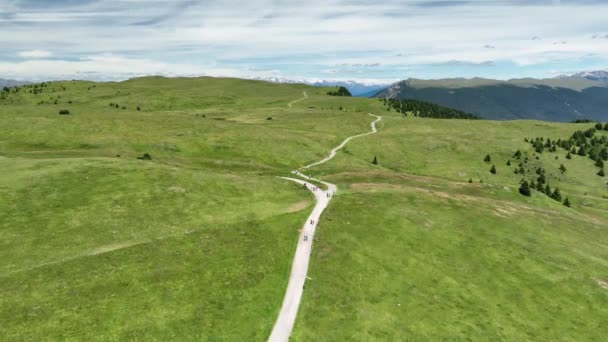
left=484, top=154, right=491, bottom=163
left=600, top=148, right=608, bottom=161
left=566, top=152, right=572, bottom=159
left=372, top=156, right=378, bottom=165
left=578, top=146, right=587, bottom=156
left=468, top=178, right=473, bottom=183
left=490, top=165, right=497, bottom=174
left=537, top=173, right=546, bottom=184
left=513, top=150, right=522, bottom=159
left=506, top=160, right=511, bottom=166
left=559, top=164, right=567, bottom=173
left=551, top=187, right=562, bottom=202
left=563, top=197, right=571, bottom=207
left=596, top=159, right=604, bottom=168
left=536, top=182, right=544, bottom=192
left=604, top=123, right=608, bottom=131
left=519, top=180, right=531, bottom=197
left=545, top=184, right=552, bottom=196
left=598, top=169, right=605, bottom=177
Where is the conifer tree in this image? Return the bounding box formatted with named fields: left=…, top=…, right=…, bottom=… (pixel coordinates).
left=559, top=164, right=567, bottom=173
left=596, top=159, right=604, bottom=168
left=536, top=182, right=544, bottom=192
left=601, top=148, right=608, bottom=161
left=513, top=150, right=522, bottom=159
left=598, top=169, right=606, bottom=177
left=537, top=173, right=546, bottom=184
left=566, top=152, right=572, bottom=160
left=578, top=146, right=587, bottom=156
left=551, top=187, right=562, bottom=202
left=564, top=197, right=571, bottom=207
left=372, top=156, right=378, bottom=165
left=519, top=180, right=531, bottom=197
left=490, top=165, right=497, bottom=174
left=484, top=154, right=491, bottom=163
left=545, top=184, right=552, bottom=196
left=506, top=160, right=511, bottom=166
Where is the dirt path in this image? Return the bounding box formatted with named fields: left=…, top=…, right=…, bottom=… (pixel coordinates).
left=268, top=113, right=382, bottom=342
left=287, top=91, right=308, bottom=108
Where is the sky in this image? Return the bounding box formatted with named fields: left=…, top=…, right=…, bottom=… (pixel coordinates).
left=0, top=0, right=607, bottom=84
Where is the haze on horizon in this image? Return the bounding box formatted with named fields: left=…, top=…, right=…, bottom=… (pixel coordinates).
left=1, top=0, right=607, bottom=83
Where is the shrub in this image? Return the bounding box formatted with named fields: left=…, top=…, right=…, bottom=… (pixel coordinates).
left=137, top=153, right=152, bottom=160
left=58, top=109, right=70, bottom=115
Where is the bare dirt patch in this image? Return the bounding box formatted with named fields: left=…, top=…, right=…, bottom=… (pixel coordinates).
left=168, top=186, right=186, bottom=193
left=286, top=200, right=311, bottom=213
left=88, top=241, right=144, bottom=256
left=597, top=279, right=608, bottom=290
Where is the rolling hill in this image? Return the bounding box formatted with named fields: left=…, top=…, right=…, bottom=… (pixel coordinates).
left=1, top=77, right=607, bottom=340
left=374, top=72, right=608, bottom=122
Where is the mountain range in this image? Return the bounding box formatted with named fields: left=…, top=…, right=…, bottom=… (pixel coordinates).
left=0, top=78, right=29, bottom=88
left=256, top=77, right=391, bottom=97
left=373, top=71, right=608, bottom=122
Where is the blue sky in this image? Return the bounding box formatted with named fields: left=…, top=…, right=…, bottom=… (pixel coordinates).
left=0, top=0, right=607, bottom=83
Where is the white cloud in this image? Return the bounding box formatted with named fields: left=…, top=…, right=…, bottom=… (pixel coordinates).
left=0, top=0, right=607, bottom=80
left=17, top=50, right=53, bottom=58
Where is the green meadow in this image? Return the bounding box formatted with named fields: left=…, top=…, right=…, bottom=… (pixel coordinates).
left=1, top=77, right=607, bottom=340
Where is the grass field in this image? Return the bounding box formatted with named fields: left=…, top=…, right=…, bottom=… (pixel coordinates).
left=292, top=115, right=608, bottom=340
left=1, top=77, right=607, bottom=340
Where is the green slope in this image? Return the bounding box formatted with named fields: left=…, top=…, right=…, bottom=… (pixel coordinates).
left=1, top=77, right=607, bottom=340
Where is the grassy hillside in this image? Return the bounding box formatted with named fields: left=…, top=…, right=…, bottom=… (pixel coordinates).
left=1, top=77, right=607, bottom=340
left=292, top=116, right=608, bottom=340
left=0, top=77, right=385, bottom=340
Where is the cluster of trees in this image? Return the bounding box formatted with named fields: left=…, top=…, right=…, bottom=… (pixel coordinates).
left=327, top=87, right=352, bottom=97
left=513, top=150, right=571, bottom=207
left=381, top=98, right=479, bottom=119
left=2, top=82, right=59, bottom=104
left=483, top=154, right=497, bottom=174
left=528, top=124, right=608, bottom=177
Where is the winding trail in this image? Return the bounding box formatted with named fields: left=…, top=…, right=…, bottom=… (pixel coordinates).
left=287, top=91, right=308, bottom=108
left=268, top=113, right=382, bottom=342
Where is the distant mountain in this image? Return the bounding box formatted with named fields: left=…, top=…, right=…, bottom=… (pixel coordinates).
left=0, top=78, right=29, bottom=88
left=374, top=73, right=608, bottom=122
left=562, top=70, right=608, bottom=83
left=309, top=80, right=390, bottom=97
left=255, top=77, right=390, bottom=97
